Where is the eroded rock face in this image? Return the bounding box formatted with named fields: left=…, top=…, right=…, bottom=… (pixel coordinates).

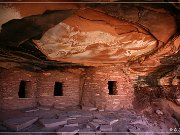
left=33, top=8, right=157, bottom=66
left=95, top=3, right=177, bottom=43
left=0, top=3, right=179, bottom=88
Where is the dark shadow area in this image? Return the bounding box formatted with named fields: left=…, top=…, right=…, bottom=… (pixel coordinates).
left=108, top=81, right=117, bottom=95
left=18, top=81, right=26, bottom=98
left=133, top=85, right=180, bottom=110
left=54, top=82, right=63, bottom=96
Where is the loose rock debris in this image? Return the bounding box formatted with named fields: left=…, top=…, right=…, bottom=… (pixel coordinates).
left=0, top=105, right=179, bottom=134
left=3, top=117, right=38, bottom=131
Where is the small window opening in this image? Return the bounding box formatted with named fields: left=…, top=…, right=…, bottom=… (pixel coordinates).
left=18, top=81, right=26, bottom=98
left=108, top=81, right=117, bottom=95
left=54, top=82, right=63, bottom=96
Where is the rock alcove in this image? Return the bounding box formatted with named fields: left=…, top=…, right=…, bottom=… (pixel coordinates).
left=0, top=1, right=179, bottom=134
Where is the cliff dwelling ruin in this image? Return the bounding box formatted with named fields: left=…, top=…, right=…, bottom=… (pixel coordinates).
left=0, top=0, right=179, bottom=134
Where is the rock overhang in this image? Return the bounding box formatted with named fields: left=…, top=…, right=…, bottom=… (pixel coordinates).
left=33, top=8, right=158, bottom=66
left=0, top=3, right=179, bottom=86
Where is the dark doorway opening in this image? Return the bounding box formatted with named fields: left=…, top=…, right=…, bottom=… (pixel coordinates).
left=18, top=81, right=26, bottom=98
left=54, top=82, right=63, bottom=96
left=108, top=81, right=117, bottom=95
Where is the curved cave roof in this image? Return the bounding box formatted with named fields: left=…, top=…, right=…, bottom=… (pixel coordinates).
left=0, top=1, right=179, bottom=86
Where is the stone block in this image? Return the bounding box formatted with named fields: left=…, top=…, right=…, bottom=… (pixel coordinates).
left=76, top=116, right=92, bottom=124
left=130, top=119, right=147, bottom=126
left=98, top=109, right=104, bottom=112
left=93, top=113, right=105, bottom=119
left=67, top=111, right=82, bottom=118
left=100, top=125, right=112, bottom=132
left=67, top=119, right=78, bottom=124
left=56, top=126, right=79, bottom=135
left=54, top=105, right=66, bottom=110
left=3, top=117, right=38, bottom=131
left=57, top=114, right=69, bottom=119
left=39, top=101, right=54, bottom=108
left=88, top=122, right=100, bottom=130
left=66, top=117, right=76, bottom=121
left=67, top=116, right=92, bottom=124
left=93, top=119, right=106, bottom=125
left=24, top=107, right=39, bottom=113
left=64, top=123, right=79, bottom=127
left=82, top=112, right=93, bottom=118
left=103, top=119, right=119, bottom=125
left=79, top=128, right=95, bottom=135
left=69, top=114, right=82, bottom=118
left=128, top=128, right=140, bottom=134
left=86, top=125, right=91, bottom=129
left=82, top=106, right=97, bottom=111
left=39, top=118, right=67, bottom=128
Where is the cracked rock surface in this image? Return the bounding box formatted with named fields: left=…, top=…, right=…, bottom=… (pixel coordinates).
left=33, top=8, right=158, bottom=66
left=0, top=3, right=179, bottom=84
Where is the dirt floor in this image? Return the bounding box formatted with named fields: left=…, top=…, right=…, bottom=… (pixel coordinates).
left=0, top=99, right=179, bottom=135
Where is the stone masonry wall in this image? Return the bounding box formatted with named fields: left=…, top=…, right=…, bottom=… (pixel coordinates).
left=0, top=66, right=134, bottom=110
left=37, top=69, right=84, bottom=108
left=0, top=68, right=37, bottom=109
left=81, top=66, right=134, bottom=111
left=0, top=68, right=84, bottom=110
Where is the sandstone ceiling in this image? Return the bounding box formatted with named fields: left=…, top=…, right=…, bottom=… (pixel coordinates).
left=0, top=2, right=179, bottom=86
left=33, top=8, right=158, bottom=66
